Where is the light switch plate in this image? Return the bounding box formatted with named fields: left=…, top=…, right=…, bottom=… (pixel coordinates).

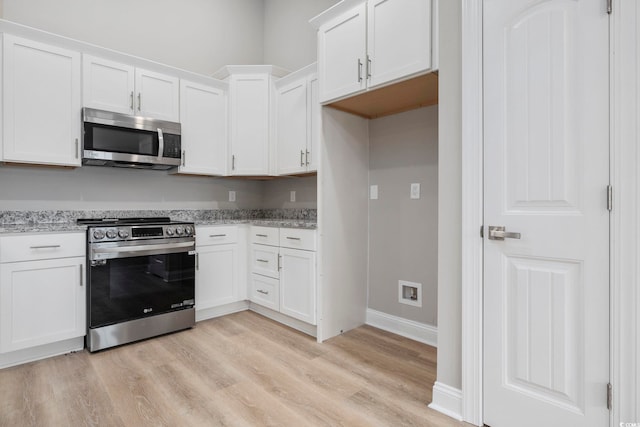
left=290, top=191, right=296, bottom=202
left=370, top=185, right=378, bottom=200
left=410, top=183, right=420, bottom=199
left=229, top=191, right=236, bottom=202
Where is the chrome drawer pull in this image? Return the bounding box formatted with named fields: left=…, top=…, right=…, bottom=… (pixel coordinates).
left=30, top=245, right=61, bottom=249
left=255, top=234, right=268, bottom=237
left=257, top=289, right=269, bottom=295
left=209, top=234, right=227, bottom=237
left=285, top=237, right=301, bottom=241
left=256, top=259, right=269, bottom=263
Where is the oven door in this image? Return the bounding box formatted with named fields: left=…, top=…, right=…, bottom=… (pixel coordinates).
left=88, top=240, right=195, bottom=329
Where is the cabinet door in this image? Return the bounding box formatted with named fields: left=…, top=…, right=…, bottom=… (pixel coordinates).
left=82, top=55, right=135, bottom=115
left=318, top=3, right=367, bottom=103
left=0, top=257, right=85, bottom=353
left=228, top=74, right=270, bottom=175
left=179, top=80, right=228, bottom=176
left=367, top=0, right=432, bottom=88
left=279, top=248, right=316, bottom=325
left=307, top=75, right=320, bottom=172
left=134, top=68, right=180, bottom=122
left=276, top=78, right=308, bottom=175
left=195, top=244, right=238, bottom=310
left=2, top=35, right=81, bottom=166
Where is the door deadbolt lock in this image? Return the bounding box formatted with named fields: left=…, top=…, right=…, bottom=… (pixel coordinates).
left=488, top=226, right=521, bottom=241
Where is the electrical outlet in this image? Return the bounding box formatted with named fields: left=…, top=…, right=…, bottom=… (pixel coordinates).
left=228, top=191, right=236, bottom=202
left=410, top=183, right=420, bottom=199
left=370, top=185, right=378, bottom=200
left=290, top=191, right=296, bottom=202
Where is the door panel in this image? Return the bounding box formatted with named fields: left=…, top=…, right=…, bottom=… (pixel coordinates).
left=483, top=0, right=609, bottom=426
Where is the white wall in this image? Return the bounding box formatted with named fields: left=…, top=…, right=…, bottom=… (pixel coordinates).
left=368, top=106, right=438, bottom=325
left=436, top=0, right=462, bottom=390
left=261, top=176, right=317, bottom=209
left=2, top=0, right=265, bottom=75
left=263, top=0, right=339, bottom=71
left=0, top=166, right=263, bottom=211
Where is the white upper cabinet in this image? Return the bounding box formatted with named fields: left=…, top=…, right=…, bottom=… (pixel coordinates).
left=318, top=3, right=367, bottom=103
left=316, top=0, right=434, bottom=104
left=228, top=73, right=271, bottom=175
left=308, top=75, right=320, bottom=172
left=83, top=55, right=179, bottom=122
left=275, top=64, right=319, bottom=175
left=2, top=35, right=82, bottom=167
left=367, top=0, right=431, bottom=88
left=178, top=80, right=228, bottom=176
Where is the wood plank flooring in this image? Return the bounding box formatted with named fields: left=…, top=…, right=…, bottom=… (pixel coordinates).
left=0, top=311, right=468, bottom=427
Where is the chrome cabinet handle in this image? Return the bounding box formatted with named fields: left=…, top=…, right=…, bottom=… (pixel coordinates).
left=285, top=237, right=301, bottom=241
left=195, top=253, right=199, bottom=270
left=357, top=58, right=363, bottom=82
left=367, top=55, right=372, bottom=78
left=130, top=91, right=134, bottom=110
left=256, top=259, right=269, bottom=263
left=306, top=150, right=310, bottom=166
left=255, top=234, right=268, bottom=238
left=488, top=226, right=521, bottom=241
left=138, top=93, right=142, bottom=111
left=30, top=245, right=61, bottom=249
left=300, top=150, right=305, bottom=167
left=182, top=150, right=186, bottom=166
left=79, top=264, right=83, bottom=287
left=257, top=289, right=269, bottom=295
left=278, top=254, right=282, bottom=271
left=75, top=138, right=79, bottom=159
left=232, top=155, right=236, bottom=170
left=209, top=234, right=227, bottom=238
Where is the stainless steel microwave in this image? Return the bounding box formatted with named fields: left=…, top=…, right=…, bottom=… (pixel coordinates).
left=82, top=108, right=182, bottom=170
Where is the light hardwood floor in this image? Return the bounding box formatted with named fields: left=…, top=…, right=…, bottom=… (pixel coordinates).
left=0, top=311, right=467, bottom=427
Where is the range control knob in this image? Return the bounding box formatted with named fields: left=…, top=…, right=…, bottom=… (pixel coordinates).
left=118, top=229, right=129, bottom=239
left=184, top=226, right=194, bottom=235
left=166, top=227, right=174, bottom=236
left=106, top=229, right=117, bottom=239
left=93, top=229, right=105, bottom=240
left=175, top=226, right=184, bottom=236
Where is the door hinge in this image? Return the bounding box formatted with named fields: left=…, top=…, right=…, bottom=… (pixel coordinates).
left=607, top=185, right=613, bottom=212
left=607, top=0, right=612, bottom=14
left=607, top=382, right=612, bottom=410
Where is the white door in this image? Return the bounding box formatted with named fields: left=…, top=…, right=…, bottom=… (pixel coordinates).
left=276, top=78, right=308, bottom=175
left=179, top=80, right=227, bottom=176
left=82, top=55, right=135, bottom=115
left=366, top=0, right=432, bottom=89
left=307, top=75, right=320, bottom=172
left=317, top=3, right=367, bottom=103
left=483, top=1, right=610, bottom=426
left=2, top=35, right=82, bottom=167
left=280, top=248, right=316, bottom=325
left=195, top=244, right=238, bottom=310
left=134, top=68, right=179, bottom=122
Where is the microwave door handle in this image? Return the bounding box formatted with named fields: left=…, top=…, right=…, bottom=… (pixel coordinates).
left=157, top=128, right=164, bottom=158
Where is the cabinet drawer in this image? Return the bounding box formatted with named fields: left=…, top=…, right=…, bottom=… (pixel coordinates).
left=196, top=225, right=238, bottom=246
left=279, top=228, right=316, bottom=251
left=250, top=274, right=279, bottom=312
left=251, top=244, right=280, bottom=279
left=250, top=226, right=279, bottom=246
left=0, top=232, right=85, bottom=263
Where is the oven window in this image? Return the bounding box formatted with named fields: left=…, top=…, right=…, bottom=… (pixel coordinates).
left=89, top=252, right=195, bottom=328
left=84, top=123, right=159, bottom=156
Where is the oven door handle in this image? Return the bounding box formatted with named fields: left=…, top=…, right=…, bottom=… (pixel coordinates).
left=90, top=241, right=195, bottom=260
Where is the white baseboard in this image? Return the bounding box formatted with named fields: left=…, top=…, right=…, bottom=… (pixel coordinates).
left=365, top=308, right=438, bottom=347
left=429, top=381, right=464, bottom=421
left=0, top=337, right=84, bottom=370
left=249, top=303, right=317, bottom=338
left=195, top=301, right=250, bottom=322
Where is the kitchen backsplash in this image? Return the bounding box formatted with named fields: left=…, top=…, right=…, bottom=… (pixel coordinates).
left=0, top=209, right=317, bottom=224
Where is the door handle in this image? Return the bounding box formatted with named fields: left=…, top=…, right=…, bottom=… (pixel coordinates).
left=488, top=226, right=521, bottom=241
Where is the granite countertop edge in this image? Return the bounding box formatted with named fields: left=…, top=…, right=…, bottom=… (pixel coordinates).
left=0, top=219, right=317, bottom=235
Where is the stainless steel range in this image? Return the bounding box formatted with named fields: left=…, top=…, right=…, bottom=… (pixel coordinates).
left=78, top=217, right=196, bottom=352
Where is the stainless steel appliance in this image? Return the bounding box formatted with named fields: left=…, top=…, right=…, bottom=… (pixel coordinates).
left=79, top=217, right=196, bottom=352
left=82, top=108, right=182, bottom=170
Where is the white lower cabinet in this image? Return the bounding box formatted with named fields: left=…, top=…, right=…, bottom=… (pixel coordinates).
left=195, top=225, right=243, bottom=314
left=250, top=226, right=317, bottom=326
left=0, top=233, right=85, bottom=355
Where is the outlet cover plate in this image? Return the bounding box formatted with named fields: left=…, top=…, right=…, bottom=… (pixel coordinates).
left=229, top=191, right=236, bottom=202
left=410, top=183, right=420, bottom=199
